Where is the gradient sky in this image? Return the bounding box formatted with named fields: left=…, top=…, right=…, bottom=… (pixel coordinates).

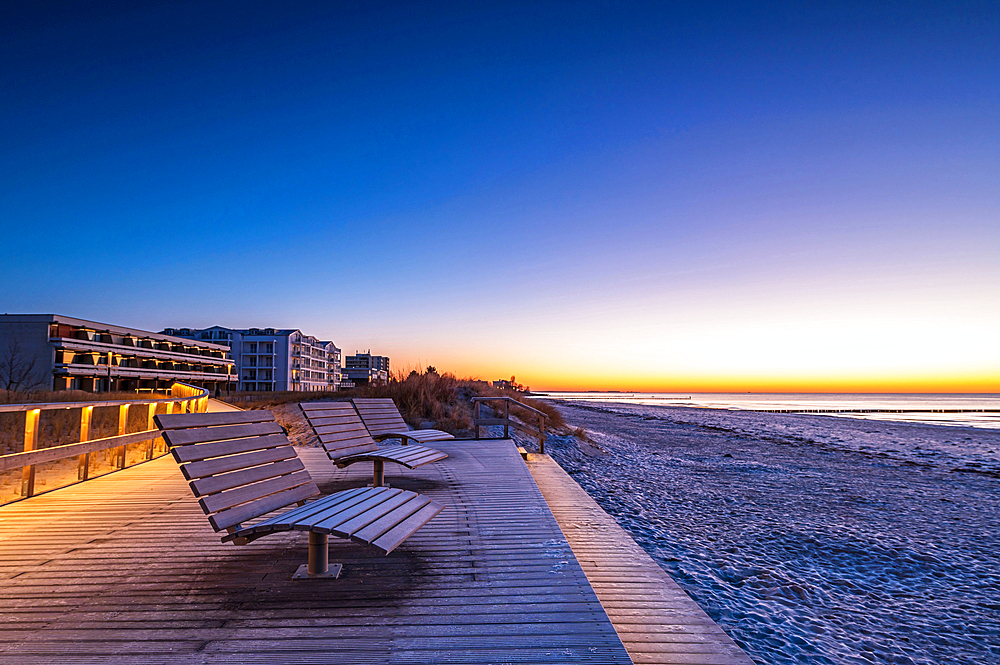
left=2, top=1, right=998, bottom=391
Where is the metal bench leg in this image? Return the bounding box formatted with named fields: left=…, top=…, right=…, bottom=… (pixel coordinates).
left=292, top=532, right=342, bottom=580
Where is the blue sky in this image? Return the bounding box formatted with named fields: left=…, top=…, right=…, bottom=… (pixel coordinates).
left=2, top=1, right=998, bottom=389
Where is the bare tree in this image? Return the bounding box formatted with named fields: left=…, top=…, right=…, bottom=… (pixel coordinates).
left=0, top=337, right=44, bottom=393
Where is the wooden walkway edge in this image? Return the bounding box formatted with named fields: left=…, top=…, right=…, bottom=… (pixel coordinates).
left=526, top=453, right=755, bottom=665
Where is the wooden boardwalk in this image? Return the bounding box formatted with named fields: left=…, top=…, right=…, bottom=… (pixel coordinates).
left=0, top=438, right=631, bottom=664
left=527, top=454, right=754, bottom=665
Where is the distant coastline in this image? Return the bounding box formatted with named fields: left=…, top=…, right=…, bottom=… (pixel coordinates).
left=535, top=392, right=1000, bottom=429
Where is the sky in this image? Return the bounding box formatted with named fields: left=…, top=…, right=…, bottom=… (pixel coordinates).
left=1, top=1, right=998, bottom=392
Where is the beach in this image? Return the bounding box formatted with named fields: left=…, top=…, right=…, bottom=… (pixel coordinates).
left=540, top=400, right=1000, bottom=665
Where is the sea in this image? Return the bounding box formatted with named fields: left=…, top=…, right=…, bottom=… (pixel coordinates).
left=529, top=393, right=1000, bottom=665
left=537, top=392, right=1000, bottom=429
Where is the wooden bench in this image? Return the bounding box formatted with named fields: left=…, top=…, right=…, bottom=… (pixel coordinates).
left=155, top=410, right=444, bottom=580
left=299, top=402, right=448, bottom=487
left=352, top=397, right=455, bottom=445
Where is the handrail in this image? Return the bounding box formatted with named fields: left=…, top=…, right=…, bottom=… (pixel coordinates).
left=470, top=396, right=549, bottom=419
left=0, top=382, right=207, bottom=413
left=0, top=382, right=209, bottom=504
left=0, top=430, right=161, bottom=472
left=471, top=396, right=548, bottom=453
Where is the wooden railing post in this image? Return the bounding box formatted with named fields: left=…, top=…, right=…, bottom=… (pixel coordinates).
left=146, top=403, right=157, bottom=460
left=474, top=400, right=481, bottom=440
left=538, top=414, right=545, bottom=454
left=503, top=400, right=510, bottom=439
left=114, top=404, right=129, bottom=469
left=19, top=409, right=40, bottom=497
left=77, top=406, right=94, bottom=481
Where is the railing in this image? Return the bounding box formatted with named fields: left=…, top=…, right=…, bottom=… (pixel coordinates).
left=472, top=396, right=548, bottom=453
left=0, top=382, right=209, bottom=505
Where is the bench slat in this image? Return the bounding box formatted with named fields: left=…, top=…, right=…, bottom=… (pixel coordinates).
left=369, top=500, right=446, bottom=554
left=199, top=470, right=314, bottom=515
left=322, top=442, right=379, bottom=459
left=363, top=414, right=408, bottom=424
left=163, top=421, right=284, bottom=447
left=318, top=439, right=378, bottom=456
left=171, top=432, right=290, bottom=463
left=350, top=493, right=432, bottom=543
left=316, top=431, right=372, bottom=445
left=312, top=488, right=405, bottom=532
left=308, top=415, right=362, bottom=426
left=179, top=446, right=297, bottom=481
left=210, top=481, right=319, bottom=532
left=389, top=449, right=450, bottom=467
left=376, top=445, right=437, bottom=462
left=375, top=429, right=454, bottom=443
left=332, top=492, right=428, bottom=539
left=302, top=404, right=356, bottom=413
left=314, top=422, right=368, bottom=436
left=155, top=411, right=272, bottom=430
left=190, top=458, right=305, bottom=497
left=248, top=487, right=375, bottom=533
left=300, top=402, right=353, bottom=412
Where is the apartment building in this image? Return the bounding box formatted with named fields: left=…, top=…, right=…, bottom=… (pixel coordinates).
left=163, top=326, right=342, bottom=392
left=0, top=314, right=235, bottom=393
left=342, top=351, right=390, bottom=386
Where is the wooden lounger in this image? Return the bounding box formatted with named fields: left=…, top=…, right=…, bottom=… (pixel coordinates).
left=300, top=402, right=448, bottom=487
left=155, top=410, right=444, bottom=580
left=352, top=397, right=455, bottom=445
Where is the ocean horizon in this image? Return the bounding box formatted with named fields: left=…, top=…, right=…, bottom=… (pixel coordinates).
left=536, top=392, right=1000, bottom=429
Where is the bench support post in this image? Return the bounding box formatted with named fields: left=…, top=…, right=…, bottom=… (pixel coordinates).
left=373, top=460, right=385, bottom=487
left=293, top=532, right=341, bottom=580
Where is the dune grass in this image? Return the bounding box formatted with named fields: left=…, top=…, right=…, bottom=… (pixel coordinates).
left=229, top=369, right=565, bottom=436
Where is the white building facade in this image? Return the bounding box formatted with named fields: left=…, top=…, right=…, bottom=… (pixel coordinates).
left=163, top=326, right=342, bottom=392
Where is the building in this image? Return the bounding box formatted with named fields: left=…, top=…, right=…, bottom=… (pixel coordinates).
left=0, top=314, right=235, bottom=393
left=163, top=326, right=342, bottom=392
left=342, top=351, right=390, bottom=386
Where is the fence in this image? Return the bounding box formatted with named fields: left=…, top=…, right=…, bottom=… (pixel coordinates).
left=472, top=396, right=548, bottom=452
left=0, top=383, right=209, bottom=505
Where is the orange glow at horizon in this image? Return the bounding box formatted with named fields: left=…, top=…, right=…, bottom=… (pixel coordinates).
left=381, top=293, right=1000, bottom=394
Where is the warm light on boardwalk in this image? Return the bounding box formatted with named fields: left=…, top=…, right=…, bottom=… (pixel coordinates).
left=0, top=441, right=645, bottom=663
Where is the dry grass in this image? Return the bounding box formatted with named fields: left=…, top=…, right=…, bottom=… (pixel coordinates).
left=228, top=370, right=566, bottom=437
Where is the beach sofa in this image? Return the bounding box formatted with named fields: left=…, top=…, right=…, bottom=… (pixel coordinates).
left=299, top=401, right=448, bottom=487
left=155, top=410, right=444, bottom=579
left=352, top=397, right=455, bottom=445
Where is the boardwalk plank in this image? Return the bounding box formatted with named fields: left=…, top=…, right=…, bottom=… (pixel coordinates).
left=0, top=438, right=631, bottom=664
